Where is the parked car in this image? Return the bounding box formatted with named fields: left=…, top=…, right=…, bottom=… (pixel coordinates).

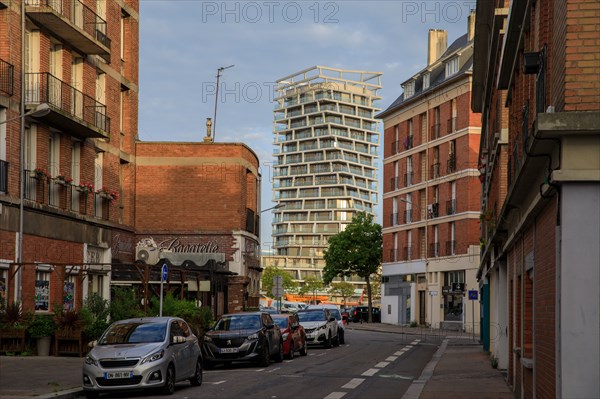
left=307, top=304, right=345, bottom=344
left=202, top=312, right=283, bottom=368
left=272, top=313, right=307, bottom=359
left=82, top=317, right=202, bottom=398
left=351, top=306, right=381, bottom=323
left=296, top=308, right=339, bottom=348
left=340, top=308, right=351, bottom=324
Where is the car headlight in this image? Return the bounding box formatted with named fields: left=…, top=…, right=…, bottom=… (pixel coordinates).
left=84, top=355, right=98, bottom=366
left=247, top=333, right=259, bottom=340
left=141, top=349, right=164, bottom=364
left=318, top=324, right=327, bottom=331
left=282, top=333, right=289, bottom=341
left=203, top=335, right=213, bottom=343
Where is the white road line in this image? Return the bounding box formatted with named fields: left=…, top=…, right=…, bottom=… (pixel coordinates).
left=324, top=392, right=346, bottom=399
left=206, top=380, right=226, bottom=385
left=386, top=356, right=398, bottom=362
left=362, top=368, right=379, bottom=377
left=394, top=351, right=404, bottom=356
left=375, top=361, right=390, bottom=368
left=316, top=352, right=326, bottom=357
left=267, top=367, right=281, bottom=373
left=341, top=378, right=365, bottom=389
left=255, top=368, right=265, bottom=372
left=284, top=360, right=293, bottom=363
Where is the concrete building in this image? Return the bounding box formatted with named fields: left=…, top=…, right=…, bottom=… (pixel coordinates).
left=471, top=0, right=600, bottom=398
left=378, top=15, right=482, bottom=330
left=0, top=0, right=140, bottom=311
left=265, top=66, right=382, bottom=294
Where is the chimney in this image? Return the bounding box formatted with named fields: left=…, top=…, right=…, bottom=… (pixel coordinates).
left=427, top=29, right=448, bottom=66
left=467, top=9, right=476, bottom=42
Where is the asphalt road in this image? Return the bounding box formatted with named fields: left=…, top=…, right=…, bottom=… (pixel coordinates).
left=84, top=329, right=438, bottom=399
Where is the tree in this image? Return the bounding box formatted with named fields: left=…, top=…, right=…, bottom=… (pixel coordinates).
left=261, top=266, right=297, bottom=297
left=323, top=212, right=382, bottom=322
left=329, top=281, right=355, bottom=307
left=299, top=276, right=324, bottom=304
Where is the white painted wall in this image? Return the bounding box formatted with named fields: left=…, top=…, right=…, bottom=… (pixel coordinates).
left=560, top=183, right=600, bottom=399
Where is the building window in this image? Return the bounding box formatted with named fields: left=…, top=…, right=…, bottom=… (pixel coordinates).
left=0, top=266, right=7, bottom=306
left=64, top=273, right=76, bottom=310
left=120, top=10, right=129, bottom=61
left=423, top=73, right=430, bottom=90
left=35, top=270, right=51, bottom=311
left=404, top=80, right=415, bottom=98
left=445, top=57, right=459, bottom=77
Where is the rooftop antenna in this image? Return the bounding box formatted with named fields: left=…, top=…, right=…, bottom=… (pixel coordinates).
left=213, top=65, right=234, bottom=141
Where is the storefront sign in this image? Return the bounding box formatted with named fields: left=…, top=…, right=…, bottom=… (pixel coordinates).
left=156, top=238, right=219, bottom=254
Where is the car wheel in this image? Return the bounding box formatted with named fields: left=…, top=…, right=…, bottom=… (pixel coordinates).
left=274, top=341, right=284, bottom=363
left=203, top=359, right=215, bottom=370
left=258, top=343, right=270, bottom=367
left=161, top=364, right=176, bottom=395
left=339, top=329, right=345, bottom=345
left=325, top=334, right=332, bottom=349
left=84, top=392, right=99, bottom=399
left=189, top=358, right=203, bottom=386
left=333, top=333, right=340, bottom=347
left=287, top=342, right=295, bottom=360
left=299, top=341, right=308, bottom=356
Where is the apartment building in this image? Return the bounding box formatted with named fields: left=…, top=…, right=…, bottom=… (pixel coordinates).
left=379, top=14, right=482, bottom=329
left=0, top=0, right=139, bottom=311
left=265, top=66, right=382, bottom=295
left=472, top=0, right=600, bottom=397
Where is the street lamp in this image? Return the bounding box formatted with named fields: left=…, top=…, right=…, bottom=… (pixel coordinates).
left=3, top=103, right=52, bottom=303
left=261, top=203, right=285, bottom=214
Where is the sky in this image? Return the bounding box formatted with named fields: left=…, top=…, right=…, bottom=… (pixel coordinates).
left=137, top=0, right=476, bottom=249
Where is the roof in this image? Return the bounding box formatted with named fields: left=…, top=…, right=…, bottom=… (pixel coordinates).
left=377, top=33, right=474, bottom=119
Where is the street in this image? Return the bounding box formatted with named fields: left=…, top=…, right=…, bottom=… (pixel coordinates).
left=82, top=329, right=438, bottom=399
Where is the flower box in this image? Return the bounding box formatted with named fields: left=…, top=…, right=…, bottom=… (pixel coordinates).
left=0, top=327, right=27, bottom=354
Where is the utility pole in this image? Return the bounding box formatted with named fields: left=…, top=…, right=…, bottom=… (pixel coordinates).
left=212, top=65, right=234, bottom=142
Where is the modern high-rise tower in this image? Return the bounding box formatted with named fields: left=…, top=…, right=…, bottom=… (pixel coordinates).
left=265, top=66, right=382, bottom=297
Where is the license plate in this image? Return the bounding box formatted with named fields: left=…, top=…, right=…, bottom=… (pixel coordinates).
left=220, top=347, right=239, bottom=353
left=104, top=371, right=133, bottom=379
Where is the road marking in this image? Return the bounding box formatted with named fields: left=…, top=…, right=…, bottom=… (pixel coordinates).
left=394, top=351, right=404, bottom=356
left=316, top=352, right=326, bottom=357
left=255, top=368, right=265, bottom=372
left=267, top=367, right=281, bottom=373
left=206, top=380, right=226, bottom=384
left=284, top=360, right=293, bottom=363
left=405, top=345, right=413, bottom=349
left=402, top=339, right=448, bottom=399
left=410, top=340, right=420, bottom=345
left=341, top=378, right=365, bottom=389
left=324, top=393, right=346, bottom=399
left=375, top=361, right=390, bottom=368
left=379, top=374, right=414, bottom=380
left=386, top=356, right=398, bottom=362
left=362, top=368, right=379, bottom=376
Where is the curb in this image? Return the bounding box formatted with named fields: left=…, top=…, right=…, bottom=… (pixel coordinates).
left=36, top=388, right=83, bottom=399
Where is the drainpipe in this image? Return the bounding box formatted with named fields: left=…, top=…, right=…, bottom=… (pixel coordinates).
left=16, top=0, right=26, bottom=304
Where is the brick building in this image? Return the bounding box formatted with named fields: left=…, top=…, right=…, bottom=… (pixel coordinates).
left=472, top=0, right=600, bottom=397
left=0, top=0, right=140, bottom=311
left=378, top=14, right=482, bottom=329
left=0, top=1, right=262, bottom=319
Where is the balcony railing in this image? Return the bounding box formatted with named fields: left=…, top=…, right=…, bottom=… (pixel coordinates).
left=0, top=160, right=8, bottom=193
left=428, top=203, right=439, bottom=218
left=445, top=240, right=456, bottom=256
left=25, top=72, right=110, bottom=138
left=390, top=212, right=398, bottom=226
left=447, top=156, right=457, bottom=174
left=390, top=176, right=398, bottom=191
left=446, top=199, right=456, bottom=215
left=391, top=140, right=399, bottom=155
left=25, top=0, right=111, bottom=56
left=389, top=248, right=398, bottom=262
left=428, top=242, right=440, bottom=258
left=0, top=58, right=14, bottom=96
left=431, top=163, right=441, bottom=179
left=536, top=46, right=546, bottom=114
left=403, top=209, right=413, bottom=224
left=404, top=246, right=413, bottom=261
left=404, top=172, right=413, bottom=187
left=404, top=135, right=413, bottom=150
left=430, top=123, right=440, bottom=140
left=447, top=117, right=456, bottom=134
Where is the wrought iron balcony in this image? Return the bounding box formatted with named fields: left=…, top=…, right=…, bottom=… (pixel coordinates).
left=389, top=176, right=398, bottom=191
left=0, top=58, right=14, bottom=96
left=25, top=73, right=110, bottom=139
left=447, top=156, right=457, bottom=174
left=447, top=117, right=456, bottom=134
left=430, top=123, right=440, bottom=140
left=404, top=246, right=413, bottom=261
left=446, top=199, right=456, bottom=215
left=25, top=0, right=111, bottom=61
left=431, top=163, right=441, bottom=179
left=390, top=212, right=398, bottom=226
left=445, top=240, right=456, bottom=256
left=404, top=135, right=413, bottom=150
left=428, top=242, right=440, bottom=258
left=389, top=248, right=398, bottom=262
left=404, top=172, right=413, bottom=187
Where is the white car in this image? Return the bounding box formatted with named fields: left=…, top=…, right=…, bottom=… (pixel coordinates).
left=307, top=304, right=345, bottom=344
left=296, top=308, right=339, bottom=348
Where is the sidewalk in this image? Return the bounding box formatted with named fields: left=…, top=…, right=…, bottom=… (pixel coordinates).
left=0, top=323, right=514, bottom=399
left=348, top=322, right=515, bottom=399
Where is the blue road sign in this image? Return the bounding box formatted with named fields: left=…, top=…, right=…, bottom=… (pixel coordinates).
left=161, top=264, right=168, bottom=282
left=468, top=290, right=478, bottom=300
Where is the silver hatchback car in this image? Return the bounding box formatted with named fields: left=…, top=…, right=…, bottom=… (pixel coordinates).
left=82, top=317, right=202, bottom=398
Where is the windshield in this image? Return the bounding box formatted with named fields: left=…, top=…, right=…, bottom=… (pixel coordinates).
left=99, top=321, right=166, bottom=344
left=297, top=311, right=326, bottom=322
left=214, top=315, right=261, bottom=331
left=272, top=317, right=288, bottom=329
left=329, top=309, right=341, bottom=321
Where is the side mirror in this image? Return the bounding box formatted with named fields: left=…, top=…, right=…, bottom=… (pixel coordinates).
left=88, top=340, right=97, bottom=348
left=329, top=317, right=336, bottom=322
left=172, top=335, right=186, bottom=344
left=265, top=323, right=275, bottom=330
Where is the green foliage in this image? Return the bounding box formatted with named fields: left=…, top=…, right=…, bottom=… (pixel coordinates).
left=80, top=294, right=110, bottom=340
left=409, top=320, right=418, bottom=328
left=27, top=315, right=57, bottom=338
left=109, top=287, right=145, bottom=322
left=322, top=212, right=382, bottom=283
left=299, top=276, right=325, bottom=301
left=149, top=294, right=214, bottom=338
left=329, top=282, right=355, bottom=305
left=52, top=304, right=85, bottom=333
left=261, top=266, right=298, bottom=296
left=0, top=302, right=33, bottom=330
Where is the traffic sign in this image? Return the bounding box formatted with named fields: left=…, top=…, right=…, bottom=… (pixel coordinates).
left=468, top=290, right=478, bottom=300
left=161, top=264, right=168, bottom=282
left=271, top=285, right=284, bottom=298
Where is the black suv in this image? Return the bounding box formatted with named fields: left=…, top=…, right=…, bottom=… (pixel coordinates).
left=351, top=306, right=381, bottom=323
left=202, top=312, right=283, bottom=367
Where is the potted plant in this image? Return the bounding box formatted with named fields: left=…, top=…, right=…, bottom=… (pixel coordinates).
left=96, top=186, right=120, bottom=204
left=54, top=175, right=73, bottom=187
left=53, top=306, right=87, bottom=356
left=0, top=302, right=32, bottom=353
left=28, top=315, right=56, bottom=356
left=33, top=167, right=50, bottom=181
left=76, top=181, right=95, bottom=194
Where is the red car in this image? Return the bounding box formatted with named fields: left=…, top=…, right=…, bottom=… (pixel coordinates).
left=272, top=313, right=307, bottom=359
